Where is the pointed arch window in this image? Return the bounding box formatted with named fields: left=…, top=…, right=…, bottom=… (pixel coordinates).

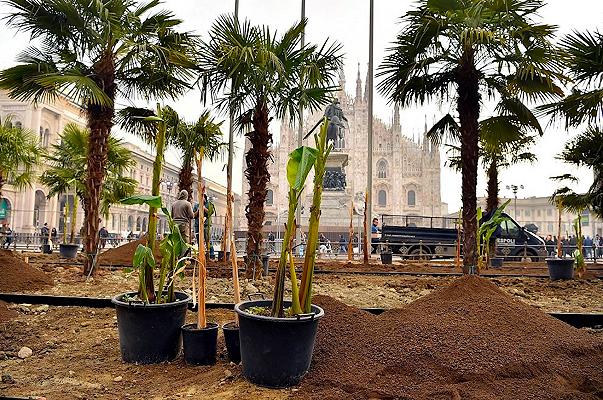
left=408, top=190, right=416, bottom=207
left=378, top=189, right=387, bottom=206
left=377, top=159, right=388, bottom=179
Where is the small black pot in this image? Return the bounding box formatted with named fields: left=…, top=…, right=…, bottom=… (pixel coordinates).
left=380, top=251, right=393, bottom=264
left=235, top=300, right=324, bottom=388
left=218, top=251, right=231, bottom=262
left=546, top=258, right=575, bottom=280
left=182, top=322, right=219, bottom=365
left=41, top=244, right=52, bottom=254
left=111, top=291, right=190, bottom=364
left=490, top=257, right=504, bottom=268
left=222, top=321, right=241, bottom=364
left=59, top=243, right=79, bottom=259
left=261, top=255, right=270, bottom=276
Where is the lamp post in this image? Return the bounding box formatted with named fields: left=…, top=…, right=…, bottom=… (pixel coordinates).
left=506, top=184, right=524, bottom=220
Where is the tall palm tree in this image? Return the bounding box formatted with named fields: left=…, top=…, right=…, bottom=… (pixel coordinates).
left=378, top=0, right=563, bottom=271
left=540, top=30, right=603, bottom=218
left=197, top=15, right=342, bottom=276
left=39, top=123, right=137, bottom=238
left=170, top=111, right=226, bottom=197
left=0, top=0, right=197, bottom=273
left=0, top=115, right=42, bottom=198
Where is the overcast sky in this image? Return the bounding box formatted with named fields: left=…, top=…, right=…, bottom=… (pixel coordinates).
left=1, top=0, right=601, bottom=213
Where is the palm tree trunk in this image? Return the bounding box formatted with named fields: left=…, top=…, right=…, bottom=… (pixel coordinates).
left=177, top=162, right=194, bottom=197
left=83, top=56, right=115, bottom=275
left=486, top=159, right=499, bottom=212
left=244, top=101, right=271, bottom=278
left=456, top=49, right=481, bottom=273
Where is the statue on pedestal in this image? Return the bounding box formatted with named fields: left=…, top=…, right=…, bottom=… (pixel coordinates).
left=324, top=98, right=347, bottom=148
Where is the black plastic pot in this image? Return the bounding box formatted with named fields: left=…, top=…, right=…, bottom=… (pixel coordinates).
left=490, top=257, right=504, bottom=268
left=111, top=291, right=190, bottom=364
left=380, top=251, right=392, bottom=264
left=234, top=300, right=324, bottom=388
left=222, top=321, right=241, bottom=364
left=261, top=255, right=270, bottom=276
left=181, top=322, right=219, bottom=365
left=59, top=243, right=79, bottom=259
left=546, top=258, right=575, bottom=280
left=41, top=244, right=52, bottom=254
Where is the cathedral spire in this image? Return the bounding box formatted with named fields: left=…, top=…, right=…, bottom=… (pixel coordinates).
left=423, top=114, right=430, bottom=152
left=393, top=103, right=400, bottom=133
left=355, top=62, right=362, bottom=103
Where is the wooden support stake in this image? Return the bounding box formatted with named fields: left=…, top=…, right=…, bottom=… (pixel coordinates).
left=230, top=238, right=241, bottom=325
left=195, top=150, right=206, bottom=329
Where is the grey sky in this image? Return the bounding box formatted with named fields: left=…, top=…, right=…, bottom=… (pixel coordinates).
left=1, top=0, right=601, bottom=212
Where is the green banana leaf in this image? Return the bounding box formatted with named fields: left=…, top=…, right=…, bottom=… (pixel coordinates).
left=287, top=146, right=318, bottom=192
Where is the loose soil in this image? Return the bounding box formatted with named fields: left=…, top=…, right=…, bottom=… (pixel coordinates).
left=98, top=238, right=150, bottom=267
left=0, top=307, right=288, bottom=400
left=298, top=277, right=603, bottom=399
left=0, top=250, right=53, bottom=292
left=0, top=300, right=17, bottom=322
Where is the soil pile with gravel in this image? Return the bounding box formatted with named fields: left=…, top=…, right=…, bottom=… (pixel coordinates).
left=0, top=300, right=17, bottom=322
left=99, top=236, right=160, bottom=267
left=299, top=276, right=603, bottom=399
left=0, top=250, right=53, bottom=292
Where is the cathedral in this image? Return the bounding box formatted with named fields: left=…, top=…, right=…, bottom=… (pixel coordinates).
left=238, top=64, right=445, bottom=233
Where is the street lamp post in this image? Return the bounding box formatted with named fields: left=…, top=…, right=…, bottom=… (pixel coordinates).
left=506, top=184, right=524, bottom=220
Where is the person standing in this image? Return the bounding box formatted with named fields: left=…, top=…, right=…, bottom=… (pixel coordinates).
left=51, top=227, right=58, bottom=248
left=99, top=226, right=109, bottom=249
left=4, top=224, right=13, bottom=249
left=171, top=189, right=198, bottom=245
left=40, top=223, right=49, bottom=245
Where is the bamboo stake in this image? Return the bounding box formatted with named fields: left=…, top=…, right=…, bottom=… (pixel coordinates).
left=348, top=203, right=354, bottom=261
left=230, top=237, right=241, bottom=325
left=556, top=202, right=562, bottom=258
left=363, top=191, right=369, bottom=264
left=195, top=149, right=207, bottom=329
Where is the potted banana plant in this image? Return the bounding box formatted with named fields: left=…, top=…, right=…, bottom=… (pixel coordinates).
left=59, top=181, right=80, bottom=259
left=476, top=200, right=510, bottom=271
left=235, top=117, right=330, bottom=387
left=111, top=194, right=191, bottom=364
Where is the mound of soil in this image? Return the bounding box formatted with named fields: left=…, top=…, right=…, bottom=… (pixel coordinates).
left=0, top=300, right=17, bottom=322
left=98, top=237, right=160, bottom=267
left=0, top=250, right=53, bottom=293
left=299, top=276, right=603, bottom=399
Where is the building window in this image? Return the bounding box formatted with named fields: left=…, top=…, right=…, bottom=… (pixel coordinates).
left=407, top=190, right=416, bottom=207
left=547, top=209, right=553, bottom=216
left=377, top=159, right=387, bottom=179
left=537, top=210, right=541, bottom=217
left=525, top=210, right=530, bottom=217
left=266, top=189, right=274, bottom=206
left=378, top=190, right=387, bottom=206
left=136, top=217, right=141, bottom=231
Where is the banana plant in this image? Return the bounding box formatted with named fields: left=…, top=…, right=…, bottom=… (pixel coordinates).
left=271, top=145, right=318, bottom=317
left=572, top=216, right=586, bottom=277
left=122, top=194, right=189, bottom=304
left=476, top=200, right=510, bottom=272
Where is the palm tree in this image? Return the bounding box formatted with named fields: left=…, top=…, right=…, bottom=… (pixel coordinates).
left=540, top=30, right=603, bottom=218
left=0, top=0, right=197, bottom=273
left=0, top=115, right=42, bottom=198
left=197, top=15, right=342, bottom=276
left=170, top=111, right=226, bottom=197
left=39, top=123, right=137, bottom=242
left=378, top=0, right=563, bottom=271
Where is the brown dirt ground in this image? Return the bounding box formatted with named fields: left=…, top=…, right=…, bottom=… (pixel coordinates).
left=12, top=265, right=603, bottom=313
left=296, top=279, right=603, bottom=399
left=0, top=307, right=289, bottom=400
left=0, top=299, right=17, bottom=322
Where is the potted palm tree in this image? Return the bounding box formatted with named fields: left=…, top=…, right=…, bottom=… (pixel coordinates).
left=234, top=118, right=330, bottom=387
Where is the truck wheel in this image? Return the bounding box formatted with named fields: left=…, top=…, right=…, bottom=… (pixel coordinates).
left=409, top=247, right=431, bottom=260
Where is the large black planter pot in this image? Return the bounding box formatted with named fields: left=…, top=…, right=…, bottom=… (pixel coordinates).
left=222, top=321, right=241, bottom=364
left=381, top=251, right=393, bottom=264
left=234, top=300, right=324, bottom=388
left=111, top=291, right=190, bottom=364
left=181, top=323, right=219, bottom=365
left=490, top=257, right=504, bottom=268
left=546, top=258, right=575, bottom=280
left=59, top=243, right=79, bottom=259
